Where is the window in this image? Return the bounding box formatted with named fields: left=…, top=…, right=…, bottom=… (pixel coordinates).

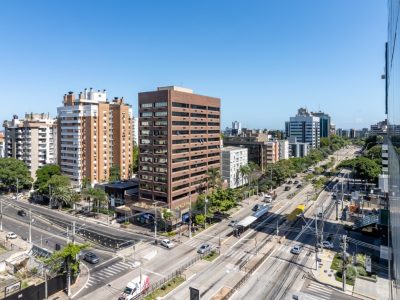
left=172, top=148, right=189, bottom=154
left=140, top=156, right=153, bottom=163
left=191, top=138, right=206, bottom=143
left=191, top=104, right=206, bottom=110
left=140, top=112, right=152, bottom=117
left=154, top=175, right=167, bottom=183
left=172, top=130, right=189, bottom=135
left=172, top=102, right=189, bottom=108
left=155, top=111, right=167, bottom=117
left=191, top=113, right=206, bottom=118
left=141, top=121, right=151, bottom=126
left=140, top=130, right=150, bottom=136
left=155, top=102, right=167, bottom=107
left=155, top=167, right=167, bottom=173
left=208, top=106, right=220, bottom=111
left=172, top=111, right=189, bottom=117
left=154, top=185, right=167, bottom=192
left=172, top=165, right=189, bottom=172
left=172, top=121, right=189, bottom=126
left=140, top=139, right=151, bottom=145
left=191, top=130, right=207, bottom=134
left=192, top=154, right=207, bottom=160
left=140, top=165, right=153, bottom=172
left=208, top=114, right=220, bottom=119
left=154, top=140, right=167, bottom=145
left=154, top=148, right=167, bottom=154
left=173, top=183, right=190, bottom=191
left=173, top=157, right=189, bottom=163
left=141, top=103, right=153, bottom=108
left=191, top=146, right=207, bottom=152
left=154, top=130, right=167, bottom=136
left=172, top=139, right=189, bottom=144
left=208, top=130, right=220, bottom=134
left=173, top=174, right=189, bottom=182
left=191, top=122, right=206, bottom=126
left=208, top=122, right=220, bottom=126
left=140, top=174, right=153, bottom=181
left=154, top=121, right=167, bottom=126
left=154, top=157, right=167, bottom=164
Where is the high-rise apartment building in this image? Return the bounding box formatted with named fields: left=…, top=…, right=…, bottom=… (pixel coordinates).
left=0, top=132, right=5, bottom=158
left=57, top=88, right=132, bottom=187
left=288, top=137, right=310, bottom=158
left=3, top=113, right=57, bottom=179
left=231, top=121, right=242, bottom=136
left=278, top=140, right=289, bottom=160
left=221, top=146, right=248, bottom=189
left=286, top=108, right=320, bottom=148
left=311, top=111, right=331, bottom=138
left=265, top=141, right=280, bottom=165
left=138, top=86, right=221, bottom=210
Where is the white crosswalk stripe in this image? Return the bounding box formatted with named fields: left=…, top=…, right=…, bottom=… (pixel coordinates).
left=303, top=281, right=332, bottom=300
left=84, top=260, right=132, bottom=289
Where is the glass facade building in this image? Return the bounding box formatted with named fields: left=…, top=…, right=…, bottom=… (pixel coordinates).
left=388, top=1, right=400, bottom=298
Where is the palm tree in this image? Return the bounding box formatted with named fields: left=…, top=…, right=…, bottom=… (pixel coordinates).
left=206, top=167, right=221, bottom=190
left=52, top=186, right=72, bottom=210
left=82, top=187, right=107, bottom=214
left=239, top=165, right=250, bottom=187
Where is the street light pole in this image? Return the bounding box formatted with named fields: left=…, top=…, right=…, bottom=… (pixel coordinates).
left=0, top=198, right=3, bottom=232
left=154, top=202, right=157, bottom=244
left=29, top=209, right=32, bottom=244
left=189, top=195, right=192, bottom=239
left=48, top=185, right=52, bottom=209
left=204, top=198, right=208, bottom=229
left=16, top=178, right=19, bottom=201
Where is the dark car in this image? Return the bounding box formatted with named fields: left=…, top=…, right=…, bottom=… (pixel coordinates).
left=83, top=252, right=100, bottom=264
left=288, top=181, right=293, bottom=184
left=252, top=204, right=260, bottom=211
left=294, top=180, right=299, bottom=184
left=284, top=186, right=291, bottom=191
left=296, top=184, right=302, bottom=188
left=17, top=210, right=27, bottom=217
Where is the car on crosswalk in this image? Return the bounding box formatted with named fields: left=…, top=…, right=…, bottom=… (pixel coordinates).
left=160, top=239, right=174, bottom=249
left=290, top=245, right=302, bottom=255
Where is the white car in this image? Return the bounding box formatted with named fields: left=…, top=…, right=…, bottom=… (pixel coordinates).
left=6, top=232, right=17, bottom=239
left=160, top=239, right=174, bottom=249
left=322, top=241, right=334, bottom=249
left=291, top=245, right=302, bottom=255
left=229, top=220, right=238, bottom=227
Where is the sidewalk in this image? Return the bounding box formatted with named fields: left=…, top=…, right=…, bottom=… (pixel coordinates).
left=310, top=249, right=389, bottom=300
left=49, top=262, right=90, bottom=300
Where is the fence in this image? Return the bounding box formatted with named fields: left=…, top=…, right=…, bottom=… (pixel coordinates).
left=3, top=274, right=67, bottom=300
left=137, top=254, right=204, bottom=299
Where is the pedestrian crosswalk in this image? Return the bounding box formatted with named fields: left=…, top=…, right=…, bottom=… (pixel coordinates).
left=224, top=248, right=252, bottom=260
left=302, top=281, right=333, bottom=300
left=85, top=261, right=132, bottom=288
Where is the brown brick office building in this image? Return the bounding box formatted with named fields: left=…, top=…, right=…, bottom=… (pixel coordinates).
left=138, top=86, right=221, bottom=212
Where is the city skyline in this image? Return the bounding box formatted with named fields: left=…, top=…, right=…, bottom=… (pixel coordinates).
left=0, top=1, right=386, bottom=129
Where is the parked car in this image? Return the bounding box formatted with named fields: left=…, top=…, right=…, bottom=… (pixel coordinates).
left=197, top=243, right=211, bottom=254
left=229, top=220, right=238, bottom=227
left=6, top=232, right=17, bottom=239
left=160, top=239, right=174, bottom=249
left=252, top=204, right=267, bottom=212
left=294, top=180, right=299, bottom=184
left=288, top=180, right=293, bottom=184
left=263, top=195, right=273, bottom=203
left=284, top=186, right=291, bottom=191
left=291, top=245, right=302, bottom=255
left=322, top=241, right=334, bottom=249
left=17, top=210, right=27, bottom=217
left=318, top=212, right=324, bottom=218
left=296, top=184, right=302, bottom=188
left=83, top=252, right=100, bottom=264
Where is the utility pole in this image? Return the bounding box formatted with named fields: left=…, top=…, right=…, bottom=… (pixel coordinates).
left=48, top=185, right=52, bottom=209
left=315, top=213, right=319, bottom=271
left=204, top=198, right=208, bottom=229
left=342, top=234, right=348, bottom=291
left=0, top=197, right=3, bottom=232
left=29, top=209, right=32, bottom=244
left=72, top=221, right=75, bottom=245
left=133, top=244, right=136, bottom=261
left=154, top=202, right=157, bottom=244
left=189, top=195, right=192, bottom=239
left=40, top=234, right=43, bottom=248
left=67, top=255, right=71, bottom=297
left=276, top=220, right=279, bottom=236
left=44, top=270, right=48, bottom=300
left=66, top=227, right=69, bottom=244
left=16, top=178, right=19, bottom=201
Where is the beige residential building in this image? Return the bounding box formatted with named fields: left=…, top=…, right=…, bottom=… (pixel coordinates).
left=3, top=113, right=57, bottom=179
left=57, top=88, right=133, bottom=187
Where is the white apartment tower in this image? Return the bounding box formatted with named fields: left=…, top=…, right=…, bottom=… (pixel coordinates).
left=3, top=113, right=57, bottom=179
left=221, top=146, right=248, bottom=188
left=278, top=140, right=289, bottom=160
left=57, top=88, right=133, bottom=187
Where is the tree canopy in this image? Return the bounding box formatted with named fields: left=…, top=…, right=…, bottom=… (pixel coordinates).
left=34, top=164, right=62, bottom=194
left=0, top=158, right=32, bottom=190
left=109, top=165, right=121, bottom=182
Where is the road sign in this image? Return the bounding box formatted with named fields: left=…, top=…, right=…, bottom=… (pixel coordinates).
left=189, top=287, right=200, bottom=300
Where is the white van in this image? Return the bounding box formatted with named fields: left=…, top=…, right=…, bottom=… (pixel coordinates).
left=119, top=275, right=150, bottom=300
left=263, top=195, right=272, bottom=203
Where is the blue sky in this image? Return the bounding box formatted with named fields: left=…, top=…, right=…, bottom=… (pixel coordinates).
left=0, top=1, right=387, bottom=130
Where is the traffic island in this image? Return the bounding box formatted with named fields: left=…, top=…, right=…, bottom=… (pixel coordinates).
left=202, top=250, right=219, bottom=262
left=144, top=275, right=185, bottom=300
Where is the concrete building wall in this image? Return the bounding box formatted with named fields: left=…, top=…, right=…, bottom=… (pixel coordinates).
left=221, top=147, right=248, bottom=188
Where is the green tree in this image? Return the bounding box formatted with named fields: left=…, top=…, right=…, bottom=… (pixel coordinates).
left=109, top=165, right=121, bottom=182
left=34, top=164, right=62, bottom=194
left=365, top=145, right=382, bottom=161
left=195, top=214, right=205, bottom=226
left=354, top=157, right=381, bottom=182
left=48, top=175, right=72, bottom=209
left=129, top=145, right=139, bottom=176
left=82, top=187, right=108, bottom=213
left=206, top=167, right=221, bottom=190
left=45, top=243, right=88, bottom=277
left=81, top=177, right=91, bottom=190
left=0, top=158, right=32, bottom=190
